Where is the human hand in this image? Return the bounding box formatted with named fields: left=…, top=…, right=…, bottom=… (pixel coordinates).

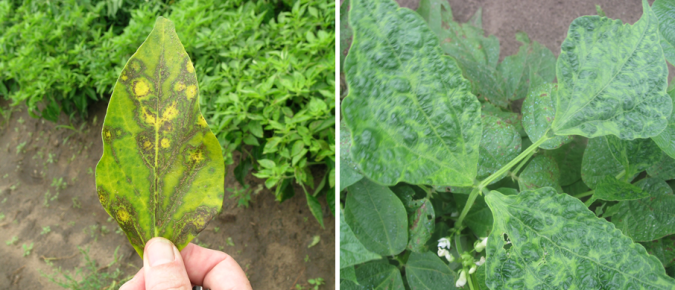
left=120, top=237, right=252, bottom=290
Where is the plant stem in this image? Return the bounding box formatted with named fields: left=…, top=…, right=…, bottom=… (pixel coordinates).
left=511, top=146, right=537, bottom=177
left=454, top=234, right=463, bottom=254
left=573, top=190, right=594, bottom=199
left=455, top=187, right=480, bottom=230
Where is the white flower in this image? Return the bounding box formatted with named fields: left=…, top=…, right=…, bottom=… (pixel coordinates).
left=455, top=269, right=467, bottom=288
left=451, top=211, right=459, bottom=217
left=474, top=237, right=488, bottom=252
left=437, top=247, right=454, bottom=262
left=475, top=256, right=486, bottom=266
left=469, top=265, right=477, bottom=274
left=438, top=237, right=451, bottom=249
left=438, top=247, right=448, bottom=257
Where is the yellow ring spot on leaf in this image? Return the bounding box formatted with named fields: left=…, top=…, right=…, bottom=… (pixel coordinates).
left=174, top=82, right=186, bottom=91
left=190, top=150, right=204, bottom=163
left=161, top=138, right=170, bottom=148
left=143, top=140, right=153, bottom=150
left=198, top=115, right=208, bottom=128
left=187, top=61, right=195, bottom=73
left=134, top=79, right=151, bottom=97
left=131, top=61, right=141, bottom=72
left=117, top=208, right=130, bottom=223
left=186, top=85, right=197, bottom=100
left=161, top=102, right=179, bottom=123
left=121, top=74, right=128, bottom=81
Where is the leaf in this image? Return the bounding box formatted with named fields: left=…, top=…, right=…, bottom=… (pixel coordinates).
left=641, top=235, right=675, bottom=268
left=611, top=178, right=675, bottom=242
left=562, top=179, right=591, bottom=196
left=484, top=187, right=675, bottom=289
left=355, top=260, right=405, bottom=290
left=648, top=152, right=675, bottom=180
left=581, top=137, right=625, bottom=189
left=343, top=0, right=482, bottom=187
left=653, top=0, right=675, bottom=65
left=453, top=192, right=493, bottom=238
left=340, top=210, right=381, bottom=268
left=406, top=198, right=435, bottom=252
left=480, top=102, right=525, bottom=137
left=544, top=136, right=586, bottom=186
left=498, top=32, right=556, bottom=102
left=651, top=84, right=675, bottom=158
left=551, top=0, right=671, bottom=139
left=340, top=0, right=353, bottom=73
left=518, top=155, right=562, bottom=192
left=344, top=178, right=408, bottom=256
left=605, top=135, right=661, bottom=177
left=477, top=114, right=522, bottom=182
left=405, top=251, right=457, bottom=289
left=594, top=175, right=649, bottom=201
left=95, top=17, right=225, bottom=257
left=305, top=189, right=324, bottom=229
left=341, top=266, right=360, bottom=285
left=340, top=119, right=363, bottom=191
left=522, top=83, right=573, bottom=149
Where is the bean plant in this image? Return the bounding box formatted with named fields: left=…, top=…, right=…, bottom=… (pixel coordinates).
left=340, top=0, right=675, bottom=288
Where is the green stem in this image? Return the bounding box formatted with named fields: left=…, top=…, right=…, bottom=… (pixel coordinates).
left=454, top=234, right=463, bottom=254
left=584, top=196, right=597, bottom=207
left=573, top=190, right=594, bottom=199
left=511, top=146, right=537, bottom=177
left=455, top=187, right=480, bottom=230
left=468, top=273, right=475, bottom=290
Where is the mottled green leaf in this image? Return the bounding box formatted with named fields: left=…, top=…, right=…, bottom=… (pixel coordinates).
left=552, top=0, right=671, bottom=139
left=340, top=210, right=381, bottom=268
left=594, top=175, right=649, bottom=201
left=474, top=265, right=488, bottom=290
left=305, top=189, right=324, bottom=229
left=343, top=0, right=481, bottom=186
left=651, top=83, right=675, bottom=158
left=522, top=83, right=573, bottom=149
left=340, top=0, right=353, bottom=72
left=612, top=178, right=675, bottom=242
left=405, top=251, right=457, bottom=289
left=562, top=179, right=591, bottom=196
left=480, top=102, right=525, bottom=137
left=355, top=260, right=405, bottom=290
left=390, top=184, right=435, bottom=252
left=545, top=136, right=586, bottom=186
left=345, top=179, right=408, bottom=256
left=653, top=0, right=675, bottom=65
left=453, top=192, right=493, bottom=238
left=581, top=136, right=631, bottom=189
left=606, top=135, right=661, bottom=177
left=648, top=152, right=675, bottom=180
left=498, top=32, right=556, bottom=102
left=485, top=188, right=675, bottom=289
left=95, top=17, right=225, bottom=257
left=641, top=235, right=675, bottom=268
left=340, top=119, right=363, bottom=191
left=518, top=155, right=562, bottom=192
left=477, top=114, right=521, bottom=182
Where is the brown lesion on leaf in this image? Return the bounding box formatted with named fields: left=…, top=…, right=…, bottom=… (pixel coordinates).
left=111, top=195, right=147, bottom=247
left=172, top=205, right=218, bottom=247
left=97, top=186, right=110, bottom=208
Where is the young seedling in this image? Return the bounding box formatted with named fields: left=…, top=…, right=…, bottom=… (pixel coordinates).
left=41, top=226, right=51, bottom=235
left=22, top=243, right=33, bottom=256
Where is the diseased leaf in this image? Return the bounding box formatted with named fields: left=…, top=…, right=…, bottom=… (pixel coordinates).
left=405, top=251, right=457, bottom=289
left=518, top=155, right=562, bottom=192
left=95, top=17, right=225, bottom=257
left=481, top=102, right=525, bottom=137
left=612, top=178, right=675, bottom=242
left=340, top=119, right=363, bottom=191
left=355, top=260, right=405, bottom=290
left=562, top=179, right=591, bottom=196
left=594, top=175, right=649, bottom=201
left=453, top=192, right=493, bottom=238
left=651, top=83, right=675, bottom=158
left=545, top=136, right=586, bottom=186
left=552, top=0, right=671, bottom=139
left=345, top=179, right=408, bottom=256
left=648, top=152, right=675, bottom=180
left=477, top=114, right=522, bottom=182
left=641, top=235, right=675, bottom=268
left=581, top=137, right=629, bottom=189
left=340, top=0, right=353, bottom=72
left=498, top=32, right=556, bottom=102
left=605, top=135, right=661, bottom=177
left=485, top=187, right=675, bottom=289
left=653, top=0, right=675, bottom=65
left=343, top=0, right=482, bottom=186
left=522, top=83, right=573, bottom=149
left=390, top=184, right=435, bottom=252
left=340, top=210, right=381, bottom=268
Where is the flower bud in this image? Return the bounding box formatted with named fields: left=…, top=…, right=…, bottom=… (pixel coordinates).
left=474, top=237, right=488, bottom=252
left=475, top=256, right=486, bottom=266
left=437, top=237, right=451, bottom=249
left=455, top=269, right=467, bottom=288
left=469, top=265, right=477, bottom=274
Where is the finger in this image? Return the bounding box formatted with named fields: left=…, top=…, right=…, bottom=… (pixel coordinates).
left=143, top=237, right=192, bottom=290
left=119, top=268, right=144, bottom=290
left=180, top=243, right=252, bottom=290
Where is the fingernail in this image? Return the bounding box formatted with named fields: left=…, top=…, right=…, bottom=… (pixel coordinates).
left=146, top=238, right=175, bottom=267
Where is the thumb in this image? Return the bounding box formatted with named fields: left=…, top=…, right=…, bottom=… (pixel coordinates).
left=143, top=237, right=192, bottom=290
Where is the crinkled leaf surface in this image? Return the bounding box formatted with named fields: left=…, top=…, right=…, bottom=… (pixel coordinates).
left=477, top=114, right=521, bottom=182
left=340, top=210, right=381, bottom=268
left=390, top=184, right=435, bottom=252
left=405, top=251, right=457, bottom=289
left=518, top=155, right=562, bottom=192
left=641, top=234, right=675, bottom=268
left=581, top=137, right=629, bottom=189
left=652, top=83, right=675, bottom=158
left=522, top=83, right=573, bottom=149
left=485, top=187, right=675, bottom=289
left=454, top=192, right=492, bottom=238
left=648, top=152, right=675, bottom=180
left=343, top=0, right=482, bottom=186
left=552, top=0, right=671, bottom=139
left=345, top=178, right=408, bottom=256
left=594, top=175, right=649, bottom=201
left=340, top=119, right=363, bottom=191
left=653, top=0, right=675, bottom=65
left=606, top=135, right=661, bottom=177
left=612, top=178, right=675, bottom=242
left=95, top=17, right=224, bottom=257
left=355, top=260, right=405, bottom=290
left=498, top=32, right=556, bottom=102
left=481, top=102, right=525, bottom=137
left=340, top=0, right=353, bottom=73
left=545, top=136, right=586, bottom=186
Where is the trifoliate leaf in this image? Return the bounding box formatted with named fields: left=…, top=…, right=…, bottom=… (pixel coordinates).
left=522, top=83, right=573, bottom=149
left=612, top=178, right=675, bottom=242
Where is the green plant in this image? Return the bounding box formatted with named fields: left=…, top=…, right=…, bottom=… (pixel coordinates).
left=15, top=141, right=26, bottom=155
left=41, top=226, right=51, bottom=235
left=72, top=197, right=81, bottom=209
left=341, top=0, right=675, bottom=288
left=43, top=246, right=133, bottom=290
left=308, top=278, right=324, bottom=290
left=5, top=236, right=17, bottom=245
left=51, top=177, right=67, bottom=191
left=227, top=184, right=252, bottom=208
left=22, top=242, right=33, bottom=256
left=44, top=190, right=59, bottom=207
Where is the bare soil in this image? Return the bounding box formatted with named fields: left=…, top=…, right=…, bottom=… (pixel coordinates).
left=0, top=100, right=335, bottom=289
